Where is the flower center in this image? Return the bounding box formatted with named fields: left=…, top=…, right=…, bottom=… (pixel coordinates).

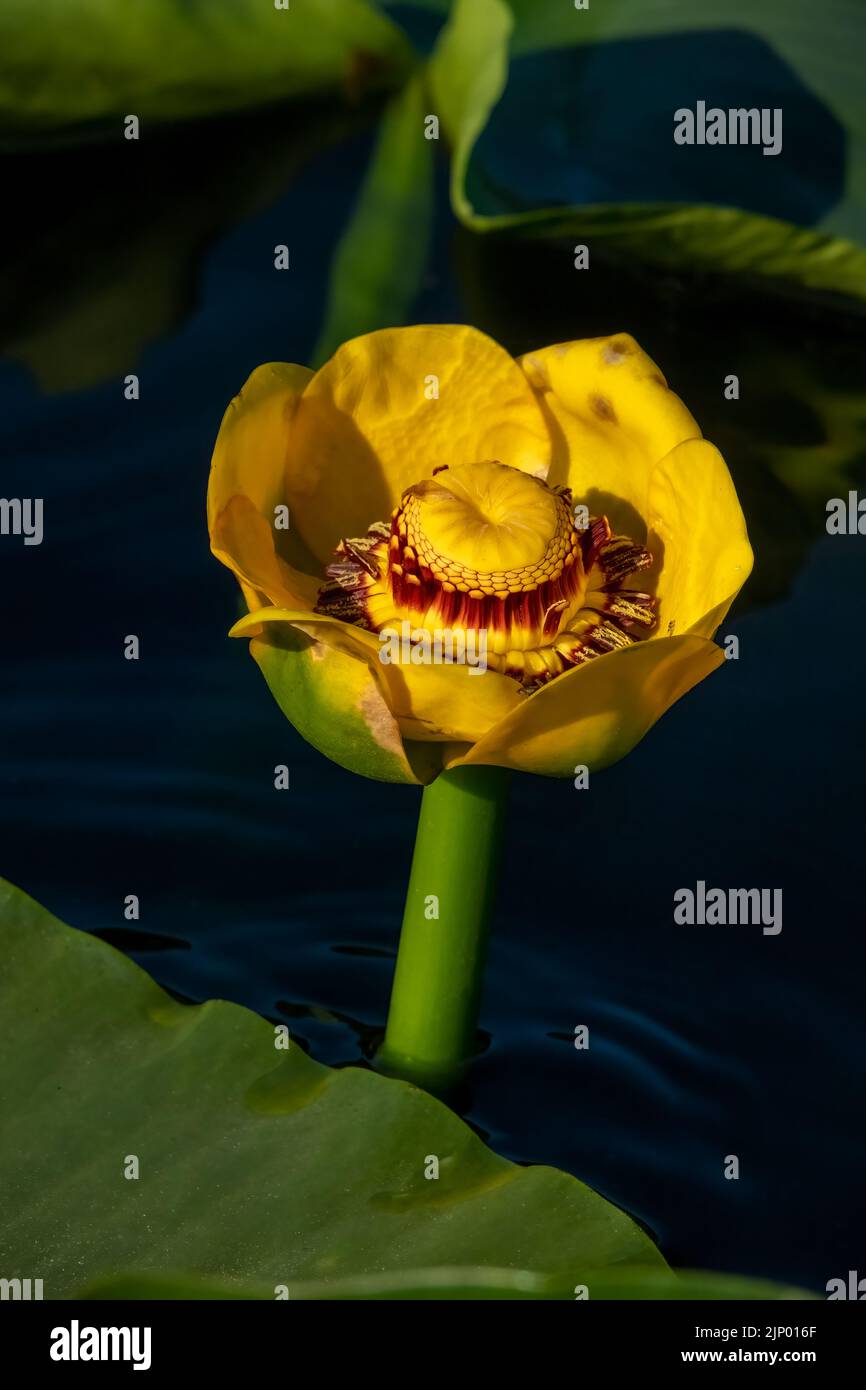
left=407, top=461, right=558, bottom=574
left=388, top=462, right=584, bottom=656
left=315, top=461, right=656, bottom=688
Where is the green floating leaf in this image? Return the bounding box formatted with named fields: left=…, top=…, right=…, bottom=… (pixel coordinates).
left=430, top=0, right=866, bottom=302
left=0, top=877, right=665, bottom=1298
left=312, top=71, right=435, bottom=366
left=0, top=0, right=413, bottom=140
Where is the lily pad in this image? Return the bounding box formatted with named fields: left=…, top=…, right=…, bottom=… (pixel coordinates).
left=0, top=876, right=665, bottom=1297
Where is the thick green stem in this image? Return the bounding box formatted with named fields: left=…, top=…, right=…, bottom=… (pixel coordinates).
left=377, top=764, right=510, bottom=1091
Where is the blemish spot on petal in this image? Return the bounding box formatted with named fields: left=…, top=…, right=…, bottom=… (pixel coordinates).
left=309, top=641, right=327, bottom=663
left=359, top=682, right=405, bottom=760
left=590, top=393, right=618, bottom=423
left=603, top=340, right=630, bottom=365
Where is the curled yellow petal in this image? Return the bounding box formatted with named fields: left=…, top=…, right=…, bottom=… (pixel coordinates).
left=250, top=630, right=442, bottom=786
left=208, top=362, right=322, bottom=611
left=647, top=439, right=754, bottom=638
left=231, top=608, right=524, bottom=745
left=448, top=635, right=724, bottom=778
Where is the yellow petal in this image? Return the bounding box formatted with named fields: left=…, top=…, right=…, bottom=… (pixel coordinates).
left=211, top=495, right=313, bottom=612
left=447, top=635, right=724, bottom=778
left=288, top=325, right=552, bottom=564
left=231, top=608, right=524, bottom=744
left=519, top=333, right=701, bottom=537
left=208, top=362, right=322, bottom=611
left=646, top=438, right=753, bottom=638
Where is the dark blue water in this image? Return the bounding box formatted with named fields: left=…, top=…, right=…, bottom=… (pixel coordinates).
left=2, top=98, right=865, bottom=1297
left=474, top=30, right=846, bottom=227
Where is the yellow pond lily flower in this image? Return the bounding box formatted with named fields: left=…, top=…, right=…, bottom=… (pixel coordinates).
left=208, top=326, right=752, bottom=784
